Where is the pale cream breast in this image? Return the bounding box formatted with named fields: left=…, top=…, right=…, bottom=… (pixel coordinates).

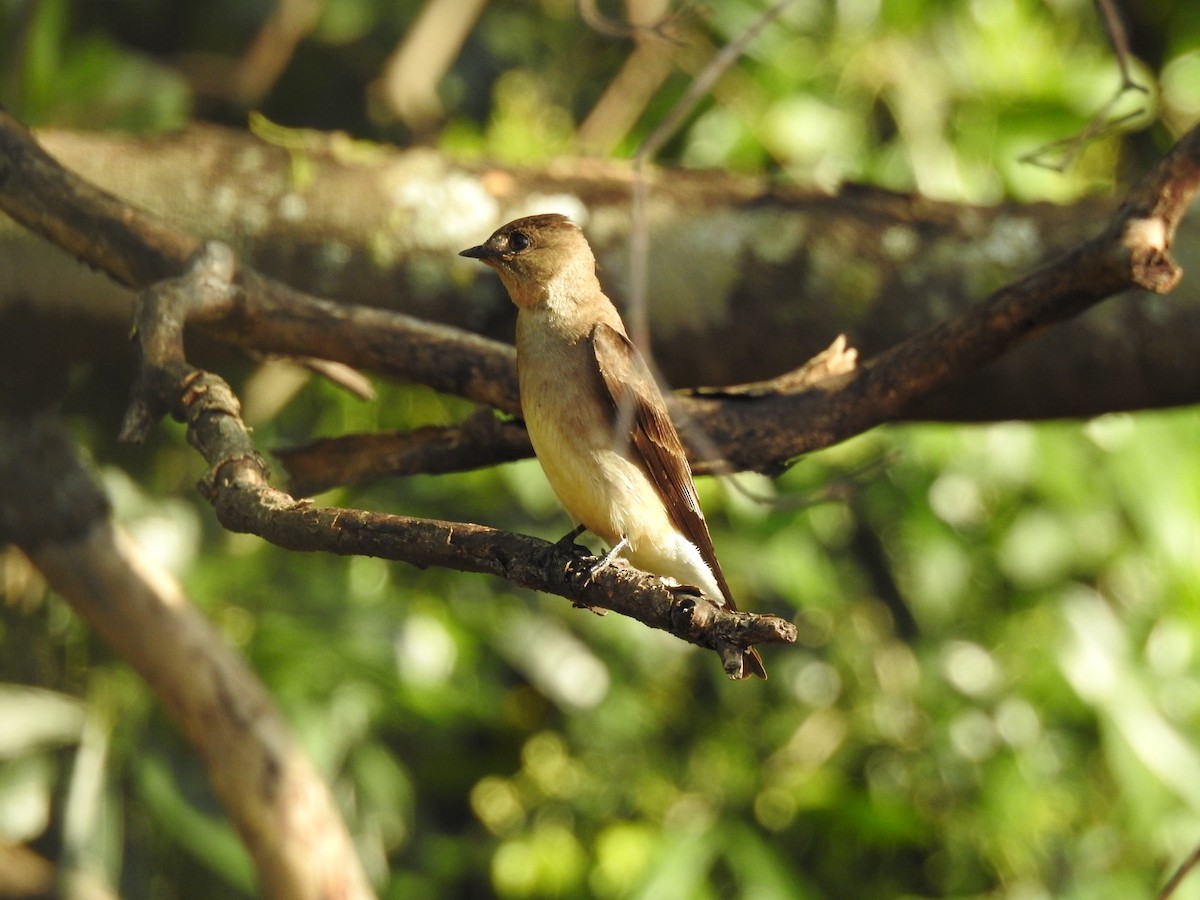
left=517, top=320, right=627, bottom=541
left=517, top=319, right=725, bottom=601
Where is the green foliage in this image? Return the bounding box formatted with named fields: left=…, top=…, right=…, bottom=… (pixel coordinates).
left=3, top=1, right=1200, bottom=898
left=1, top=0, right=191, bottom=129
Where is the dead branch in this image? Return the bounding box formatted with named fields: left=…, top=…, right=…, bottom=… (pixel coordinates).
left=275, top=407, right=532, bottom=497
left=626, top=0, right=797, bottom=348
left=697, top=120, right=1199, bottom=472
left=0, top=111, right=521, bottom=415
left=1018, top=3, right=1150, bottom=171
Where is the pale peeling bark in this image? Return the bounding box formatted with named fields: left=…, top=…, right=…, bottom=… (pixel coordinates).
left=2, top=124, right=1199, bottom=420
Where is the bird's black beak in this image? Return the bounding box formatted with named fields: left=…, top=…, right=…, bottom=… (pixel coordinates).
left=459, top=244, right=494, bottom=260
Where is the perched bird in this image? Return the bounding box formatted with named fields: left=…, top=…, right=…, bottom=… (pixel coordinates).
left=460, top=213, right=766, bottom=679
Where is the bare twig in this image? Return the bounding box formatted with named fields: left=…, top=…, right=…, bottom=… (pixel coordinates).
left=1160, top=843, right=1200, bottom=899
left=576, top=0, right=680, bottom=155
left=1095, top=0, right=1148, bottom=95
left=1021, top=0, right=1150, bottom=171
left=688, top=334, right=858, bottom=399
left=1019, top=106, right=1148, bottom=173
left=617, top=0, right=799, bottom=506
left=295, top=357, right=376, bottom=400
left=276, top=407, right=531, bottom=497
left=628, top=0, right=796, bottom=348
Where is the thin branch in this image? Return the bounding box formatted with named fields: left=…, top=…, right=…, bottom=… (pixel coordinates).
left=1160, top=843, right=1200, bottom=899
left=1021, top=0, right=1150, bottom=171
left=627, top=0, right=796, bottom=348
left=295, top=357, right=376, bottom=400
left=688, top=334, right=859, bottom=399
left=1019, top=105, right=1147, bottom=173
left=576, top=1, right=680, bottom=154
left=632, top=0, right=793, bottom=166
left=276, top=408, right=531, bottom=497
left=1094, top=0, right=1148, bottom=95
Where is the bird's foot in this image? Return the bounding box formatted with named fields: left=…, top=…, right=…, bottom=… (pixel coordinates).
left=555, top=523, right=588, bottom=548
left=571, top=536, right=630, bottom=615
left=588, top=535, right=629, bottom=580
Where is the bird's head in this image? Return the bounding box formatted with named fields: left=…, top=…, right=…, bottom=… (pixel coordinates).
left=460, top=213, right=595, bottom=308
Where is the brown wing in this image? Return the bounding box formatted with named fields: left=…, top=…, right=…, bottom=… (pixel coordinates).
left=589, top=323, right=737, bottom=609
left=591, top=324, right=767, bottom=679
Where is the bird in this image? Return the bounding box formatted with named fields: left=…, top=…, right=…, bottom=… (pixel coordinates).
left=460, top=213, right=766, bottom=679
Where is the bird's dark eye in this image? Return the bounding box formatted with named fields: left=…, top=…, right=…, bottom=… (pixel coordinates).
left=508, top=231, right=531, bottom=252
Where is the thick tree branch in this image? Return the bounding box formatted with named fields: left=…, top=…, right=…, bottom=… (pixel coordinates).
left=695, top=122, right=1200, bottom=470
left=0, top=122, right=198, bottom=289
left=6, top=121, right=1200, bottom=422
left=0, top=413, right=374, bottom=900
left=0, top=111, right=522, bottom=415
left=2, top=109, right=1199, bottom=480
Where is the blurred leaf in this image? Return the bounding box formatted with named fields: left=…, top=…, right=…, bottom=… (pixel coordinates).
left=0, top=756, right=55, bottom=843
left=0, top=685, right=84, bottom=758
